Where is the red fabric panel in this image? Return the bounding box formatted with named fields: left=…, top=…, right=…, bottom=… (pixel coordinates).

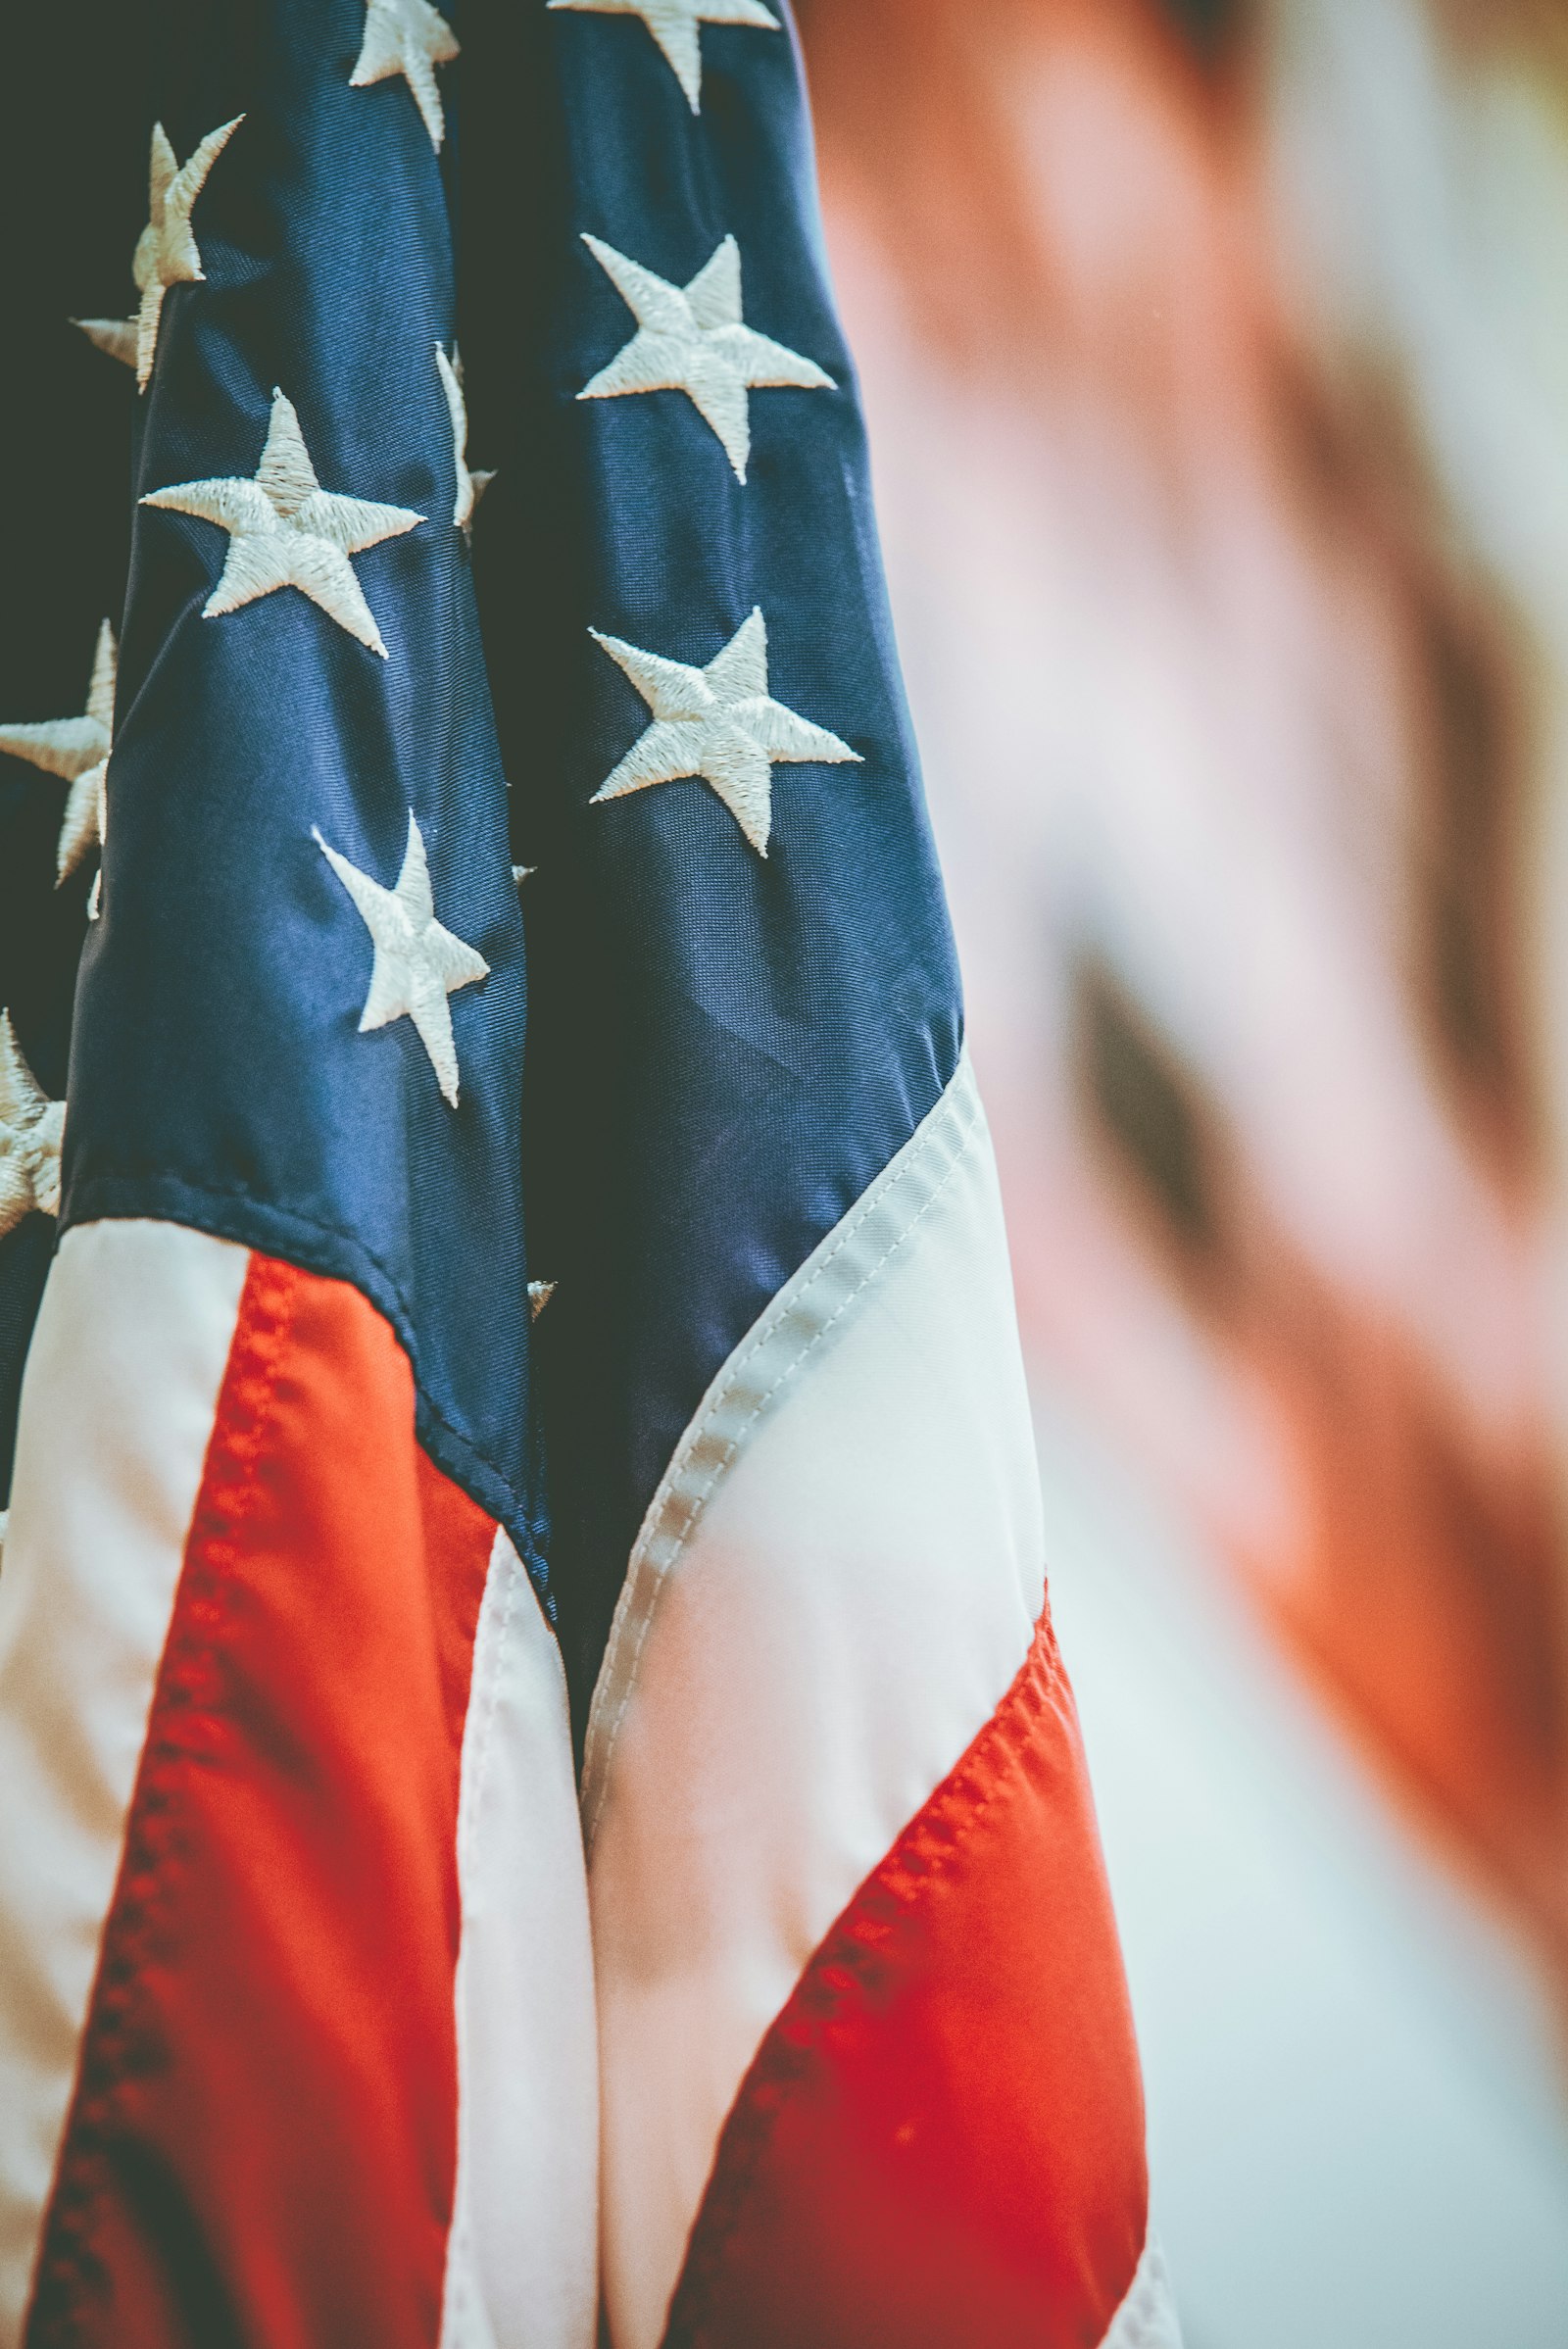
left=24, top=1254, right=498, bottom=2349
left=662, top=1603, right=1149, bottom=2349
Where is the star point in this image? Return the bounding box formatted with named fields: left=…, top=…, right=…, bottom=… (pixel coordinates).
left=132, top=116, right=244, bottom=390
left=316, top=814, right=488, bottom=1106
left=0, top=619, right=116, bottom=886
left=141, top=390, right=423, bottom=657
left=351, top=0, right=460, bottom=149
left=0, top=1013, right=65, bottom=1240
left=57, top=755, right=110, bottom=894
left=547, top=0, right=779, bottom=112
left=528, top=1280, right=557, bottom=1320
left=74, top=317, right=138, bottom=370
left=435, top=344, right=495, bottom=530
left=579, top=232, right=830, bottom=481
left=588, top=607, right=859, bottom=856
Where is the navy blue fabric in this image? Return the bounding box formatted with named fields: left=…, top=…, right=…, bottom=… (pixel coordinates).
left=58, top=3, right=546, bottom=1578
left=460, top=2, right=960, bottom=1716
left=0, top=2, right=960, bottom=1722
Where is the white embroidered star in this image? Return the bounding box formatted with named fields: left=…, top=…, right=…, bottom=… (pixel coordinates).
left=547, top=0, right=778, bottom=112
left=351, top=0, right=460, bottom=149
left=141, top=390, right=423, bottom=658
left=0, top=1014, right=65, bottom=1241
left=0, top=619, right=115, bottom=886
left=74, top=317, right=138, bottom=370
left=434, top=345, right=495, bottom=530
left=63, top=764, right=108, bottom=902
left=579, top=234, right=830, bottom=483
left=589, top=607, right=858, bottom=856
left=315, top=814, right=489, bottom=1106
left=131, top=117, right=244, bottom=391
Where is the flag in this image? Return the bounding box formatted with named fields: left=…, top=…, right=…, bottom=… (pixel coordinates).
left=0, top=4, right=1177, bottom=2344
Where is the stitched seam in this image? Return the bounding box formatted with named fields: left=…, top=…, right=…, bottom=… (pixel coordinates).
left=65, top=1173, right=548, bottom=1589
left=589, top=1137, right=968, bottom=1834
left=459, top=1535, right=520, bottom=1888
left=69, top=1172, right=418, bottom=1303
left=676, top=1083, right=976, bottom=1467
left=663, top=1603, right=1059, bottom=2348
left=23, top=1252, right=300, bottom=2341
left=584, top=1067, right=978, bottom=1821
left=583, top=1067, right=980, bottom=1845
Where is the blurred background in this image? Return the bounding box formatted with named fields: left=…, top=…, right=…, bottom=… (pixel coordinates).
left=793, top=1, right=1568, bottom=2341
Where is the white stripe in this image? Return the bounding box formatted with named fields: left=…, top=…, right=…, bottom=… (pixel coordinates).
left=439, top=1534, right=599, bottom=2349
left=0, top=1220, right=249, bottom=2344
left=1102, top=2235, right=1185, bottom=2349
left=587, top=1056, right=1045, bottom=2349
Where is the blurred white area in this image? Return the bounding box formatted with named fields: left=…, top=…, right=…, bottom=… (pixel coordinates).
left=804, top=1, right=1568, bottom=2325
left=1263, top=0, right=1568, bottom=1460
left=1035, top=1377, right=1568, bottom=2349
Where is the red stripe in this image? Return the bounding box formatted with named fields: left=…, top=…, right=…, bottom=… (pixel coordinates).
left=662, top=1602, right=1149, bottom=2349
left=24, top=1253, right=497, bottom=2349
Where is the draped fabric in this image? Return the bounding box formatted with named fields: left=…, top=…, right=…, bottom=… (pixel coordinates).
left=0, top=6, right=1173, bottom=2343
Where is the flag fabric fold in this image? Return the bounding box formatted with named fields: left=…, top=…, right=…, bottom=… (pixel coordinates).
left=0, top=4, right=1178, bottom=2344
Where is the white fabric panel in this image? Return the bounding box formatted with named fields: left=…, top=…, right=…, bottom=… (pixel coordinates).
left=0, top=1219, right=250, bottom=2345
left=439, top=1533, right=599, bottom=2349
left=587, top=1056, right=1045, bottom=2349
left=1102, top=2236, right=1185, bottom=2349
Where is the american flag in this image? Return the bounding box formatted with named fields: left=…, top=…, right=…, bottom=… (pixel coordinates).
left=0, top=4, right=1177, bottom=2344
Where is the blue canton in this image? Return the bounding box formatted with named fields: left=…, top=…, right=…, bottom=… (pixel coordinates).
left=0, top=0, right=961, bottom=1728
